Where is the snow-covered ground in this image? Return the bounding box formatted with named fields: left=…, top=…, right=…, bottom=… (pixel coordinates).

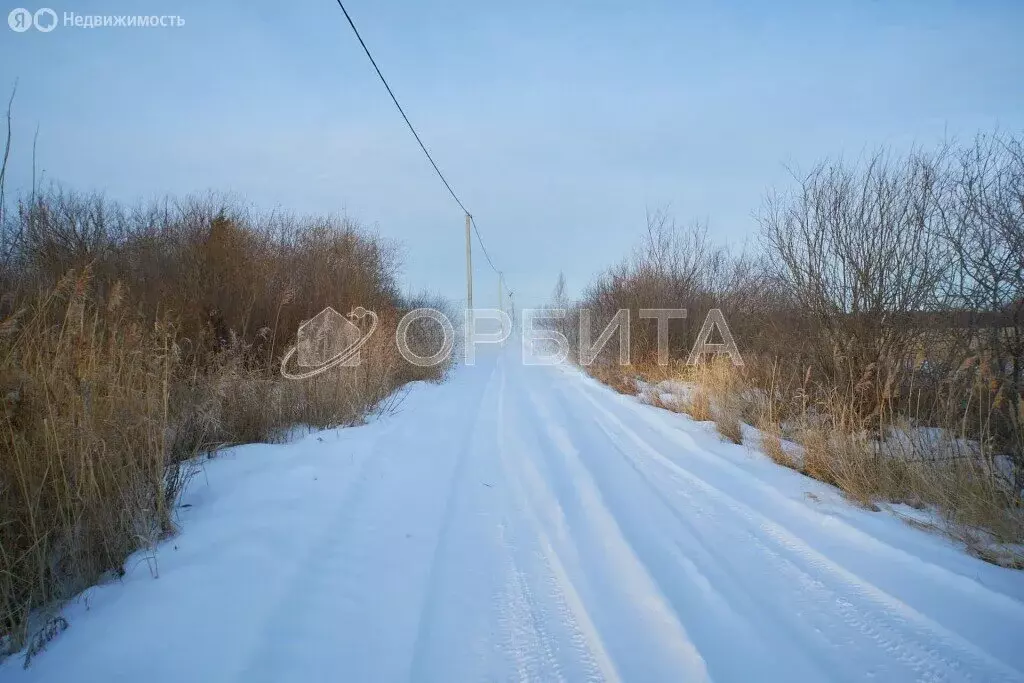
left=4, top=346, right=1024, bottom=682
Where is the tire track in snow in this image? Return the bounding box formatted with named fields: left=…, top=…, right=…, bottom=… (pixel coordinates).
left=10, top=352, right=1023, bottom=683
left=523, top=375, right=828, bottom=681
left=603, top=378, right=1024, bottom=624
left=230, top=426, right=400, bottom=683
left=535, top=380, right=842, bottom=680
left=237, top=367, right=499, bottom=683
left=495, top=360, right=619, bottom=683
left=506, top=368, right=711, bottom=681
left=494, top=519, right=566, bottom=683
left=565, top=374, right=1024, bottom=682
left=405, top=360, right=503, bottom=681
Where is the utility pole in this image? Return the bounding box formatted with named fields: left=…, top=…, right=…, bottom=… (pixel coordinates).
left=498, top=273, right=505, bottom=346
left=465, top=213, right=473, bottom=316
left=509, top=291, right=516, bottom=334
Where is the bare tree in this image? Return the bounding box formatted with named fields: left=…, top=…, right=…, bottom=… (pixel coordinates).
left=551, top=270, right=568, bottom=309
left=759, top=148, right=950, bottom=417
left=935, top=132, right=1024, bottom=478
left=0, top=81, right=17, bottom=269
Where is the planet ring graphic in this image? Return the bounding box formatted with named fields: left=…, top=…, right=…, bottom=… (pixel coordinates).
left=279, top=307, right=379, bottom=380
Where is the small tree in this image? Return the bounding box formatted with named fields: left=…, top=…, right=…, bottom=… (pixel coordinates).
left=759, top=148, right=950, bottom=422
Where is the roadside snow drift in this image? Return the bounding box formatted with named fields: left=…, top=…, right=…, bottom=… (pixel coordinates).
left=4, top=347, right=1024, bottom=682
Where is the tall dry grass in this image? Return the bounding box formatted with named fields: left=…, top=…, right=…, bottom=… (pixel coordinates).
left=567, top=132, right=1024, bottom=561
left=0, top=190, right=451, bottom=656
left=1, top=274, right=179, bottom=651
left=590, top=353, right=1023, bottom=559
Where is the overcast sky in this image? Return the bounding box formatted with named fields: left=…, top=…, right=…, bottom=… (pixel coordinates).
left=2, top=0, right=1023, bottom=306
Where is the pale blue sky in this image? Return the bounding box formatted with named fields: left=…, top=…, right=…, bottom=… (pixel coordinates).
left=2, top=0, right=1022, bottom=305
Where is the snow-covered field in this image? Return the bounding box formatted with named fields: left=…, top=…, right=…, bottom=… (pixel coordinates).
left=4, top=347, right=1024, bottom=682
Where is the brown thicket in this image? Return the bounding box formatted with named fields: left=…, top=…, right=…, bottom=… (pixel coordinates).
left=0, top=188, right=450, bottom=651
left=570, top=134, right=1024, bottom=560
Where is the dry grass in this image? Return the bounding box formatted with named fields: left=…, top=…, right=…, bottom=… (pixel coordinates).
left=639, top=387, right=671, bottom=411
left=969, top=543, right=1024, bottom=570
left=795, top=416, right=1024, bottom=540
left=744, top=353, right=1023, bottom=547
left=0, top=192, right=450, bottom=654
left=565, top=135, right=1024, bottom=563
left=714, top=410, right=743, bottom=444
left=909, top=458, right=1023, bottom=545
left=588, top=363, right=636, bottom=395
left=586, top=351, right=1024, bottom=554
left=758, top=423, right=794, bottom=469
left=1, top=278, right=179, bottom=647
left=592, top=357, right=745, bottom=442
left=798, top=428, right=887, bottom=508
left=681, top=389, right=712, bottom=422
left=677, top=359, right=743, bottom=442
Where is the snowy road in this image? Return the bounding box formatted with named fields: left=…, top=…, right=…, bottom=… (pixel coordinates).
left=5, top=349, right=1024, bottom=682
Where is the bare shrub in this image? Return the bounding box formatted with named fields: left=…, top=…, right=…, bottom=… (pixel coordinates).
left=759, top=148, right=950, bottom=424
left=0, top=189, right=449, bottom=651
left=576, top=210, right=759, bottom=368
left=570, top=133, right=1024, bottom=558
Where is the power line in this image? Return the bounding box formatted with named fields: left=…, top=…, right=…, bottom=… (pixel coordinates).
left=332, top=0, right=466, bottom=215
left=471, top=216, right=499, bottom=273
left=331, top=0, right=503, bottom=277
